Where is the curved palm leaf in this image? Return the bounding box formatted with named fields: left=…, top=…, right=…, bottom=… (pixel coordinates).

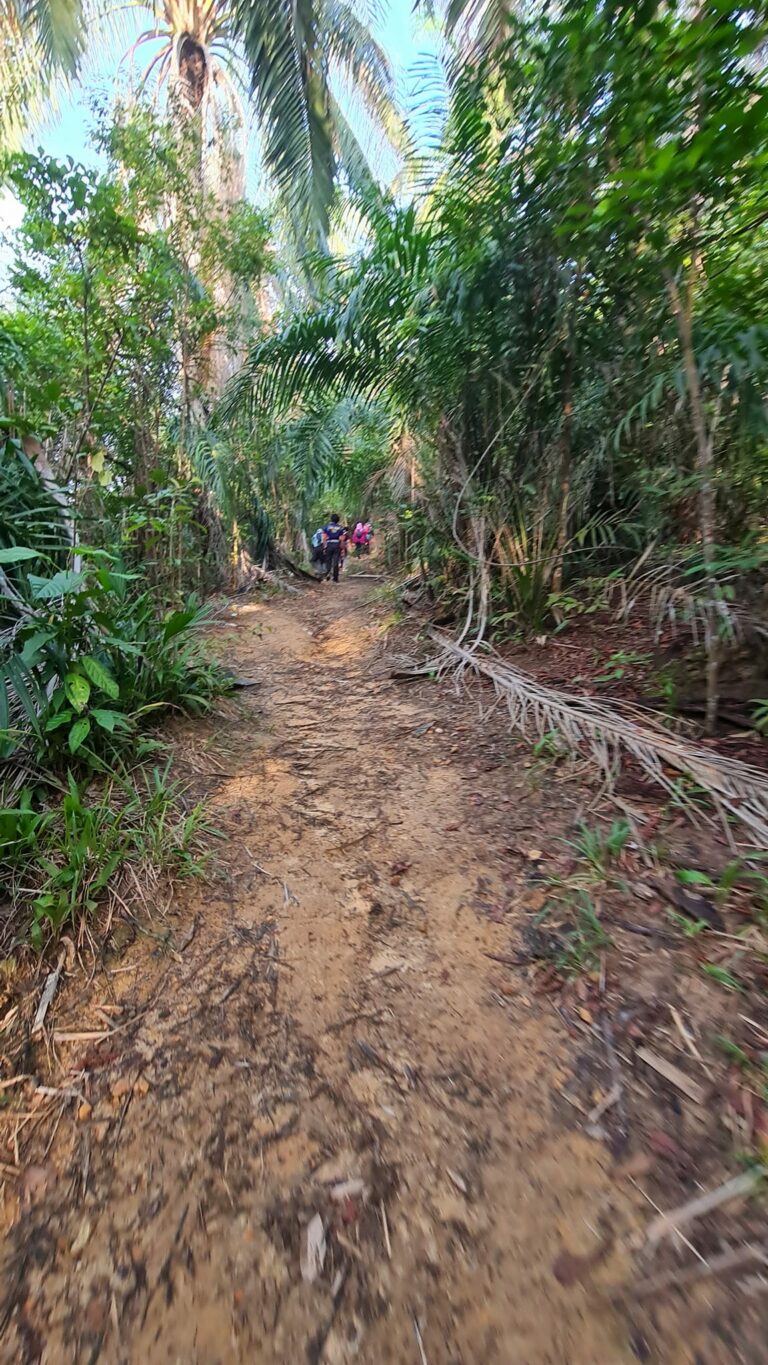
left=229, top=0, right=334, bottom=237
left=1, top=0, right=85, bottom=146
left=17, top=0, right=84, bottom=69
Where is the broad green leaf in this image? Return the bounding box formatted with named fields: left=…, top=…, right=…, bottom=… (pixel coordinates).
left=0, top=546, right=39, bottom=563
left=80, top=655, right=119, bottom=699
left=68, top=717, right=91, bottom=753
left=64, top=673, right=90, bottom=713
left=648, top=143, right=676, bottom=178
left=28, top=570, right=86, bottom=600
left=20, top=629, right=55, bottom=665
left=162, top=608, right=198, bottom=642
left=92, top=708, right=128, bottom=733
left=102, top=635, right=142, bottom=655
left=45, top=709, right=74, bottom=732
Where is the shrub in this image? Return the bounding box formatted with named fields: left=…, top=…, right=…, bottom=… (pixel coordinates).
left=1, top=549, right=231, bottom=775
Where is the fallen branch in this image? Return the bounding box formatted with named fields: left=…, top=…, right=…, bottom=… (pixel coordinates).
left=419, top=631, right=768, bottom=848
left=629, top=1241, right=768, bottom=1300
left=642, top=1170, right=763, bottom=1253
left=273, top=549, right=322, bottom=584
left=380, top=1201, right=392, bottom=1259
left=234, top=563, right=299, bottom=594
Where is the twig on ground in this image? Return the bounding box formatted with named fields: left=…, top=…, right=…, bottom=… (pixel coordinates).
left=601, top=1016, right=628, bottom=1145
left=331, top=827, right=377, bottom=852
left=42, top=1098, right=67, bottom=1158
left=334, top=1230, right=364, bottom=1262
left=412, top=1311, right=429, bottom=1365
left=35, top=1085, right=86, bottom=1102
left=32, top=951, right=66, bottom=1037
left=629, top=1177, right=707, bottom=1266
left=325, top=1008, right=388, bottom=1034
left=53, top=1030, right=110, bottom=1044
left=112, top=1075, right=141, bottom=1149
left=669, top=1005, right=714, bottom=1079
left=635, top=1046, right=706, bottom=1106
left=584, top=1083, right=621, bottom=1133
left=628, top=1242, right=768, bottom=1300
left=609, top=918, right=682, bottom=947
left=369, top=963, right=404, bottom=980
left=381, top=1201, right=392, bottom=1259
left=0, top=1075, right=30, bottom=1092
left=176, top=919, right=198, bottom=953
left=739, top=1014, right=768, bottom=1043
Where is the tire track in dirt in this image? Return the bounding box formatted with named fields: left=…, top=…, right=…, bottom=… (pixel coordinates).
left=1, top=578, right=636, bottom=1364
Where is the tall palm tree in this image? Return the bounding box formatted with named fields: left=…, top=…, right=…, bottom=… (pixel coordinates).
left=115, top=0, right=400, bottom=239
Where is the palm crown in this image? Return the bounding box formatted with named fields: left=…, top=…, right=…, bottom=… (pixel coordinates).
left=2, top=0, right=400, bottom=235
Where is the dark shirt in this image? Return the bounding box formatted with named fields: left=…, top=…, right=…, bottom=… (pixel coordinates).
left=324, top=523, right=347, bottom=544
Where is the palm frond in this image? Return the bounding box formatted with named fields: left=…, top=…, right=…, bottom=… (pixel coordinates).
left=0, top=0, right=84, bottom=147
left=232, top=0, right=335, bottom=239
left=16, top=0, right=84, bottom=71
left=429, top=631, right=768, bottom=849
left=219, top=302, right=382, bottom=422
left=187, top=426, right=237, bottom=526
left=324, top=0, right=394, bottom=127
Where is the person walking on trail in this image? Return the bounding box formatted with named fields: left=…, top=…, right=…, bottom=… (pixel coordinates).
left=310, top=525, right=326, bottom=572
left=323, top=513, right=348, bottom=582
left=351, top=521, right=366, bottom=555
left=351, top=519, right=374, bottom=556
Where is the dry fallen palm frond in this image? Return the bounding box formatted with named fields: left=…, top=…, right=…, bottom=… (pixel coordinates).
left=424, top=630, right=768, bottom=848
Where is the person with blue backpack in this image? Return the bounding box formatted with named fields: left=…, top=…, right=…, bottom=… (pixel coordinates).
left=310, top=524, right=326, bottom=572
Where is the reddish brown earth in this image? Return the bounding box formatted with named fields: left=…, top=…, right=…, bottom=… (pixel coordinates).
left=1, top=575, right=766, bottom=1364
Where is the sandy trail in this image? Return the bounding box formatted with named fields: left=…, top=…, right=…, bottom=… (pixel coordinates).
left=2, top=577, right=634, bottom=1364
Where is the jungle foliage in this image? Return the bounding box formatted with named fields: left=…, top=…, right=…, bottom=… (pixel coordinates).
left=0, top=106, right=269, bottom=946
left=228, top=0, right=768, bottom=727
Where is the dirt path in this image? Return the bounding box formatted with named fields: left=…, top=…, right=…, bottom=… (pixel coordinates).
left=2, top=578, right=640, bottom=1364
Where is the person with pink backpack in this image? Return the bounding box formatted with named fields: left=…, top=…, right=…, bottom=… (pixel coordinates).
left=351, top=520, right=373, bottom=556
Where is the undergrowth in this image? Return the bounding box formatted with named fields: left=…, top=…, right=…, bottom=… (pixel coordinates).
left=565, top=819, right=631, bottom=878
left=554, top=891, right=613, bottom=976
left=1, top=531, right=230, bottom=951
left=0, top=766, right=213, bottom=951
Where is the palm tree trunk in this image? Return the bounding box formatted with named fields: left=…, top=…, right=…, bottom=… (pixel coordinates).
left=665, top=266, right=720, bottom=735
